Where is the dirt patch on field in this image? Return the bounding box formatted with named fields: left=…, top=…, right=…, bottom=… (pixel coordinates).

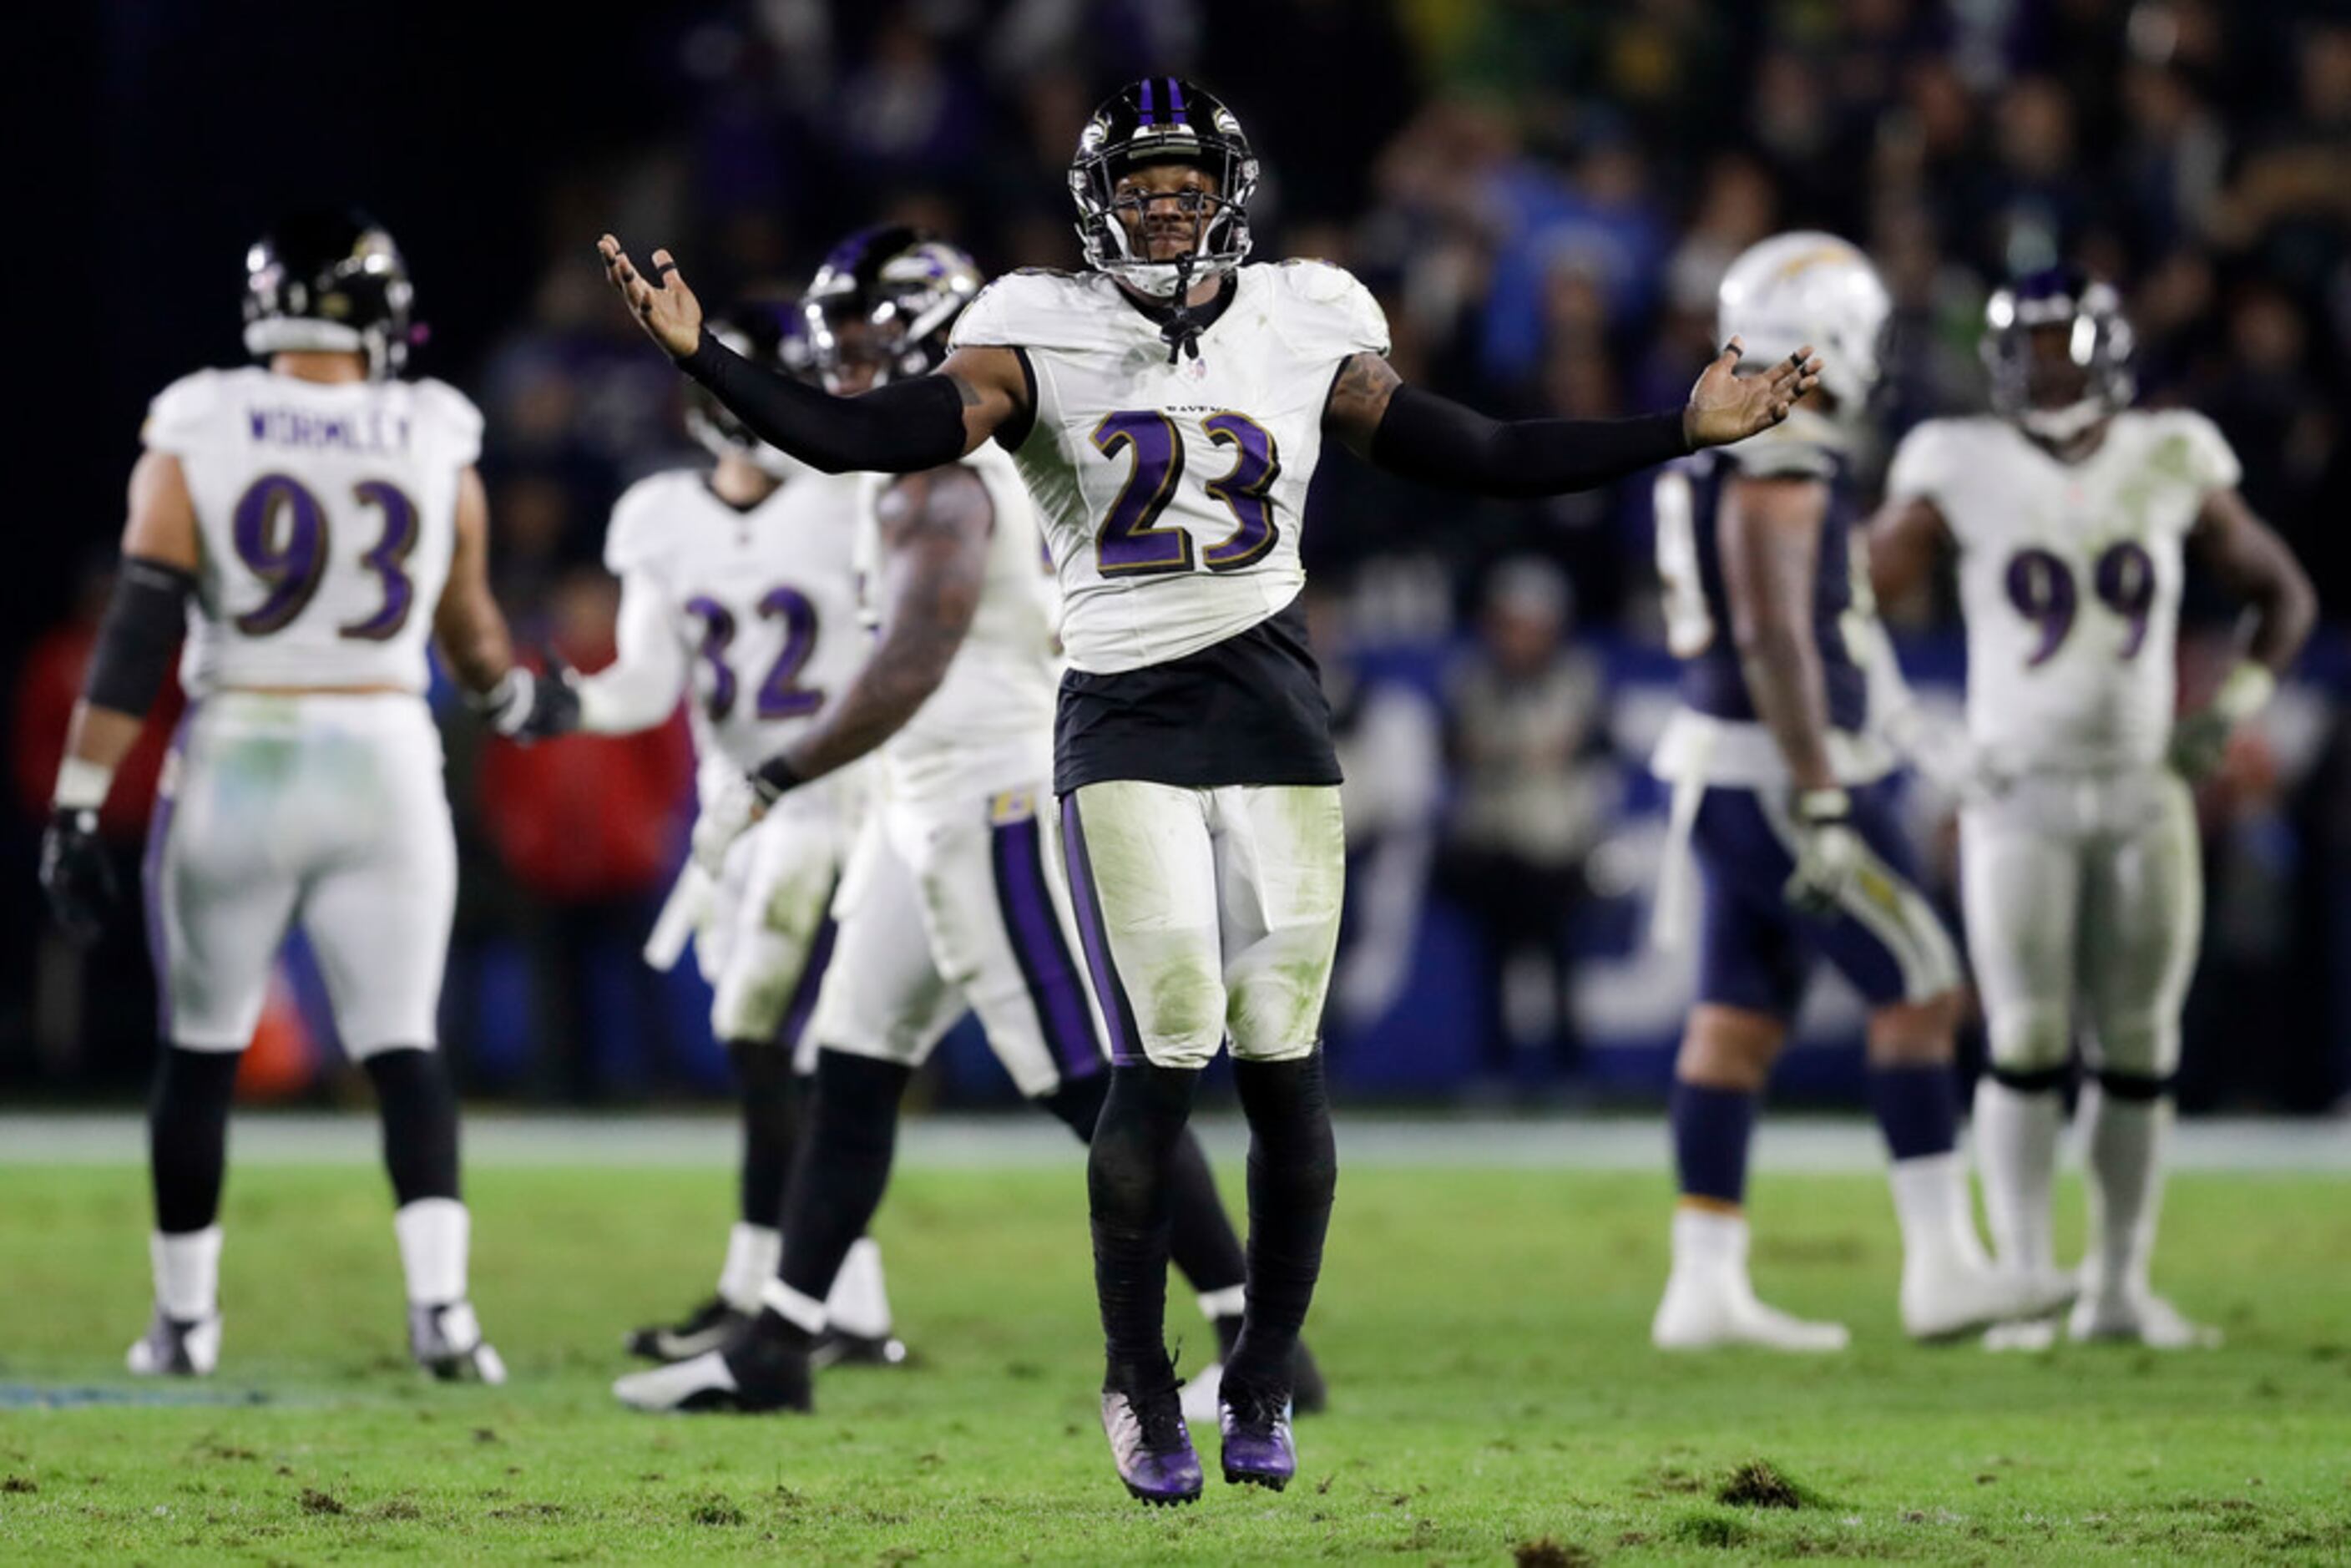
left=1512, top=1537, right=1595, bottom=1567
left=1718, top=1459, right=1806, bottom=1510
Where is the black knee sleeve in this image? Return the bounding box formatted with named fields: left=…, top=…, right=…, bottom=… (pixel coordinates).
left=2093, top=1067, right=2173, bottom=1103
left=728, top=1039, right=803, bottom=1229
left=1990, top=1062, right=2070, bottom=1095
left=776, top=1049, right=909, bottom=1304
left=1227, top=1050, right=1337, bottom=1388
left=363, top=1048, right=461, bottom=1208
left=1086, top=1063, right=1200, bottom=1383
left=149, top=1045, right=241, bottom=1235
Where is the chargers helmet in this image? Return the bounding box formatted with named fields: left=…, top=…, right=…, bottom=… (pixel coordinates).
left=1982, top=266, right=2136, bottom=446
left=801, top=225, right=984, bottom=392
left=1715, top=232, right=1891, bottom=413
left=1068, top=77, right=1258, bottom=301
left=243, top=210, right=416, bottom=379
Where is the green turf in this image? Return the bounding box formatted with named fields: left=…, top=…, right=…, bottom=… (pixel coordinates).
left=2, top=1156, right=2348, bottom=1565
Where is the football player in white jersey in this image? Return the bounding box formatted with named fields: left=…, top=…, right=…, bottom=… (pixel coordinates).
left=612, top=226, right=1293, bottom=1425
left=508, top=302, right=899, bottom=1367
left=1645, top=234, right=2069, bottom=1353
left=1870, top=268, right=2314, bottom=1347
left=38, top=211, right=556, bottom=1382
left=599, top=78, right=1813, bottom=1504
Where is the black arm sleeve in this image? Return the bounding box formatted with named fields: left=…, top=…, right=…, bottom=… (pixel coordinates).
left=84, top=556, right=195, bottom=716
left=677, top=331, right=969, bottom=475
left=1367, top=385, right=1692, bottom=500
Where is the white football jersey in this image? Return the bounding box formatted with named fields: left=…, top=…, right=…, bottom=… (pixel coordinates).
left=948, top=260, right=1389, bottom=673
left=143, top=367, right=481, bottom=695
left=1885, top=409, right=2239, bottom=774
left=604, top=468, right=870, bottom=778
left=853, top=442, right=1061, bottom=807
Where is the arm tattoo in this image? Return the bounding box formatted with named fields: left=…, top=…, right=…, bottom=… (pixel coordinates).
left=779, top=467, right=991, bottom=781
left=1323, top=352, right=1403, bottom=458
left=1723, top=479, right=1838, bottom=791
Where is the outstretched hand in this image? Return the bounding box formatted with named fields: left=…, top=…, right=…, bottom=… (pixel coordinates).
left=598, top=234, right=704, bottom=360
left=1682, top=337, right=1825, bottom=449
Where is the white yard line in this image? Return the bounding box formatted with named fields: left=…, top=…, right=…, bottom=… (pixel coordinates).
left=2, top=1113, right=2343, bottom=1171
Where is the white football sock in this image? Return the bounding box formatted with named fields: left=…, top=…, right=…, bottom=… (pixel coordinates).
left=152, top=1227, right=223, bottom=1322
left=392, top=1198, right=469, bottom=1307
left=716, top=1223, right=782, bottom=1315
left=1886, top=1151, right=1990, bottom=1271
left=761, top=1277, right=827, bottom=1335
left=1668, top=1204, right=1749, bottom=1276
left=822, top=1238, right=892, bottom=1338
left=2082, top=1085, right=2169, bottom=1297
left=1197, top=1284, right=1247, bottom=1321
left=1973, top=1078, right=2062, bottom=1273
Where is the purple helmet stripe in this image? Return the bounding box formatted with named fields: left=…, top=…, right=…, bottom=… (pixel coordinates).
left=1137, top=78, right=1155, bottom=125
left=1167, top=78, right=1187, bottom=124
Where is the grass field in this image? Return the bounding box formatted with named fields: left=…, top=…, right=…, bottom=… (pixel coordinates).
left=3, top=1150, right=2348, bottom=1564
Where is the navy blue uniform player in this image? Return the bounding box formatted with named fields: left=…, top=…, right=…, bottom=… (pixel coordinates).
left=1647, top=233, right=2074, bottom=1348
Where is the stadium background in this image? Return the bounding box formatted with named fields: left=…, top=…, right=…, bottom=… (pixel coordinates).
left=6, top=0, right=2347, bottom=1115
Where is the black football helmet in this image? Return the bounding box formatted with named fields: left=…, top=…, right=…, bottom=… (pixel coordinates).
left=1069, top=77, right=1258, bottom=300
left=689, top=299, right=817, bottom=477
left=801, top=225, right=985, bottom=392
left=243, top=210, right=415, bottom=379
left=1982, top=265, right=2136, bottom=444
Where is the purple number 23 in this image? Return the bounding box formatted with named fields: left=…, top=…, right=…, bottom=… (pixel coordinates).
left=1090, top=410, right=1281, bottom=577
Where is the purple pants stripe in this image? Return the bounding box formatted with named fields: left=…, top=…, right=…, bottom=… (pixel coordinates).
left=989, top=816, right=1105, bottom=1083
left=776, top=911, right=839, bottom=1052
left=141, top=706, right=196, bottom=1041
left=1058, top=794, right=1143, bottom=1068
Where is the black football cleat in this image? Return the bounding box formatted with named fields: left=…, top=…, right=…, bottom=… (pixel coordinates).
left=613, top=1315, right=811, bottom=1414
left=625, top=1294, right=752, bottom=1363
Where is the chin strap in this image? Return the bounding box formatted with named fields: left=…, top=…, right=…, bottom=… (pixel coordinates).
left=1159, top=252, right=1203, bottom=364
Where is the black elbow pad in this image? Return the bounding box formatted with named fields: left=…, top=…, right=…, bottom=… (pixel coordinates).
left=84, top=557, right=195, bottom=716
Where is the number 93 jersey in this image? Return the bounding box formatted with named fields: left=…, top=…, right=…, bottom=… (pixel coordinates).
left=604, top=468, right=869, bottom=780
left=948, top=260, right=1389, bottom=674
left=1884, top=409, right=2239, bottom=775
left=143, top=367, right=481, bottom=695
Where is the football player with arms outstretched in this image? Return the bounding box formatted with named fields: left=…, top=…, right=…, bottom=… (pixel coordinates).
left=38, top=211, right=550, bottom=1382
left=506, top=302, right=900, bottom=1368
left=1646, top=234, right=2075, bottom=1352
left=1869, top=269, right=2314, bottom=1348
left=610, top=227, right=1302, bottom=1427
left=599, top=79, right=1815, bottom=1505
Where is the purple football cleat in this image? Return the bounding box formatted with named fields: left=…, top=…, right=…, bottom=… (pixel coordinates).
left=1217, top=1376, right=1297, bottom=1490
left=1100, top=1383, right=1203, bottom=1505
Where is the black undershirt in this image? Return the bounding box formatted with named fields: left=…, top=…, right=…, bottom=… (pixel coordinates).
left=1054, top=594, right=1338, bottom=795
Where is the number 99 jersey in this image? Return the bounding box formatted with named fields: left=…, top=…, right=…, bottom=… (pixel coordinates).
left=142, top=367, right=480, bottom=695
left=947, top=260, right=1388, bottom=675
left=1883, top=409, right=2239, bottom=776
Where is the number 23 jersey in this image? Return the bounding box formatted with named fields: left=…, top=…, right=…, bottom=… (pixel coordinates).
left=948, top=260, right=1389, bottom=675
left=143, top=366, right=482, bottom=695
left=1884, top=408, right=2240, bottom=775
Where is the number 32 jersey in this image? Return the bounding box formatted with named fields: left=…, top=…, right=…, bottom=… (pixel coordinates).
left=948, top=260, right=1389, bottom=675
left=1883, top=409, right=2239, bottom=775
left=143, top=367, right=483, bottom=695
left=604, top=469, right=870, bottom=781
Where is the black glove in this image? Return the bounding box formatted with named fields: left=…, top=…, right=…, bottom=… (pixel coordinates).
left=472, top=647, right=582, bottom=742
left=40, top=806, right=117, bottom=945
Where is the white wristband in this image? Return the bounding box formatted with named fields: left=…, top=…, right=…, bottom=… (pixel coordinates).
left=53, top=756, right=116, bottom=812
left=2211, top=661, right=2278, bottom=726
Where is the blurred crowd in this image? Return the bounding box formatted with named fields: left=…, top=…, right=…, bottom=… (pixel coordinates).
left=12, top=0, right=2349, bottom=1109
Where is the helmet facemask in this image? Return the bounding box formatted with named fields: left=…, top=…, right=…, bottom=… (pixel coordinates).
left=1983, top=273, right=2136, bottom=446
left=1069, top=78, right=1258, bottom=359
left=801, top=228, right=984, bottom=393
